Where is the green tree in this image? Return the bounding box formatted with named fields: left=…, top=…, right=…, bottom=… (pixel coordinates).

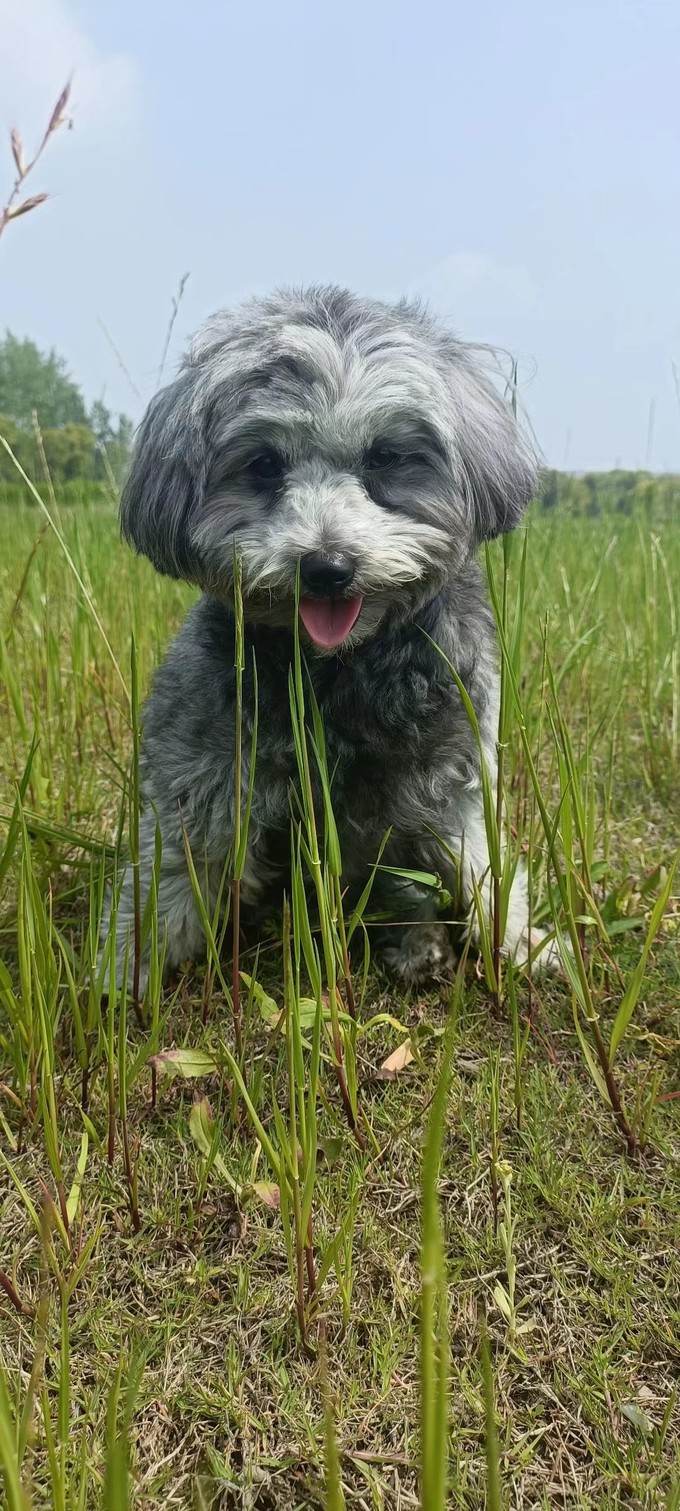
left=539, top=469, right=560, bottom=509
left=0, top=414, right=30, bottom=480
left=0, top=331, right=88, bottom=428
left=88, top=401, right=134, bottom=481
left=0, top=336, right=134, bottom=489
left=0, top=415, right=98, bottom=484
left=42, top=424, right=97, bottom=481
left=104, top=412, right=134, bottom=482
left=89, top=397, right=116, bottom=448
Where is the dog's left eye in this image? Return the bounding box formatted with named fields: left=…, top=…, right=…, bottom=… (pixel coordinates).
left=247, top=449, right=284, bottom=484
left=365, top=446, right=401, bottom=472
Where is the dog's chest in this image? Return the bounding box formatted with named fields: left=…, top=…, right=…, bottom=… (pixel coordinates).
left=250, top=645, right=480, bottom=856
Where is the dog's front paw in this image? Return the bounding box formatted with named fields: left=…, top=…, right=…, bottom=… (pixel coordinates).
left=511, top=926, right=564, bottom=975
left=383, top=922, right=455, bottom=985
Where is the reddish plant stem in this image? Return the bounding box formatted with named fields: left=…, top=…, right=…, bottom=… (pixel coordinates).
left=334, top=877, right=356, bottom=1020
left=231, top=877, right=243, bottom=1060
left=328, top=996, right=365, bottom=1150
left=305, top=1215, right=317, bottom=1303
left=55, top=1178, right=70, bottom=1243
left=107, top=1068, right=115, bottom=1165
left=589, top=1016, right=637, bottom=1156
left=0, top=1268, right=32, bottom=1316
left=121, top=1119, right=141, bottom=1232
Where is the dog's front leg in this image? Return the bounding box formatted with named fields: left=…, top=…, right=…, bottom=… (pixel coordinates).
left=378, top=794, right=560, bottom=985
left=370, top=867, right=456, bottom=985
left=443, top=798, right=560, bottom=974
left=101, top=804, right=217, bottom=997
left=379, top=912, right=457, bottom=985
left=371, top=796, right=501, bottom=985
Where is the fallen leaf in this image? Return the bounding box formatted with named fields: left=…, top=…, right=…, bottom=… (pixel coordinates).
left=381, top=1039, right=415, bottom=1074
left=317, top=1136, right=344, bottom=1169
left=249, top=1181, right=280, bottom=1211
left=189, top=1096, right=241, bottom=1199
left=188, top=1095, right=216, bottom=1155
left=189, top=1099, right=278, bottom=1212
left=494, top=1282, right=513, bottom=1322
left=240, top=972, right=280, bottom=1025
left=620, top=1402, right=653, bottom=1435
left=297, top=998, right=321, bottom=1028
left=66, top=1131, right=89, bottom=1225
left=149, top=1048, right=219, bottom=1079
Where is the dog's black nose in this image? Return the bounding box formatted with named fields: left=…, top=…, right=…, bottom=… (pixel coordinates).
left=299, top=551, right=355, bottom=594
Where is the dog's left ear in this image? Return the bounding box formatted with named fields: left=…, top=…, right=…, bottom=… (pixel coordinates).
left=120, top=369, right=206, bottom=580
left=444, top=348, right=538, bottom=543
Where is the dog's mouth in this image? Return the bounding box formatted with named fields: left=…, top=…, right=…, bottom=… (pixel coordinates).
left=298, top=595, right=364, bottom=649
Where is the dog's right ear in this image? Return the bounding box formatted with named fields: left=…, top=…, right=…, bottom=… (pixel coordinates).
left=453, top=361, right=538, bottom=544
left=120, top=371, right=206, bottom=580
left=434, top=334, right=538, bottom=544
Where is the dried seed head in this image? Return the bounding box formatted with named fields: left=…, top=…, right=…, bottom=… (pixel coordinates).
left=10, top=127, right=25, bottom=177
left=7, top=192, right=49, bottom=220
left=46, top=80, right=71, bottom=136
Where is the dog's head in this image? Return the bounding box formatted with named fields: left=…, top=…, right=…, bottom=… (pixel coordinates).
left=121, top=287, right=537, bottom=651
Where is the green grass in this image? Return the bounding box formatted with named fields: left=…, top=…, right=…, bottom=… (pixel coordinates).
left=1, top=495, right=679, bottom=1509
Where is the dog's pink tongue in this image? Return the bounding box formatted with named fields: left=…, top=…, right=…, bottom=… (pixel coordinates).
left=299, top=595, right=363, bottom=649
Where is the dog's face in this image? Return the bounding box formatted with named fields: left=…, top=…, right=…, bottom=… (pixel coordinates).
left=121, top=287, right=537, bottom=652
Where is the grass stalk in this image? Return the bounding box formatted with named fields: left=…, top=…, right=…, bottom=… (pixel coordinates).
left=419, top=959, right=464, bottom=1508
left=288, top=584, right=363, bottom=1144
left=231, top=550, right=245, bottom=1060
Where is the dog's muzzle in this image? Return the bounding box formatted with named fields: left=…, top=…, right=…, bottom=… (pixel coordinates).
left=298, top=550, right=364, bottom=648
left=299, top=550, right=355, bottom=593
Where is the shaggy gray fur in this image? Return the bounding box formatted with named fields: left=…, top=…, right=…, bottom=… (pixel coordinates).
left=108, top=285, right=548, bottom=988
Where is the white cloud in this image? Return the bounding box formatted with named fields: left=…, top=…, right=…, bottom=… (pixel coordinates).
left=0, top=0, right=139, bottom=140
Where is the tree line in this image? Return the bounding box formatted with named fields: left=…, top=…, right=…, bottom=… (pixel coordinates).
left=1, top=331, right=678, bottom=516
left=540, top=468, right=680, bottom=517
left=0, top=332, right=133, bottom=484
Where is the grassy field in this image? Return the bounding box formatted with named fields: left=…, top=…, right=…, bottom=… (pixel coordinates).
left=0, top=495, right=679, bottom=1510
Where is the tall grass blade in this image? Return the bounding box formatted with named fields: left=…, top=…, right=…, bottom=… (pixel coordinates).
left=420, top=960, right=464, bottom=1509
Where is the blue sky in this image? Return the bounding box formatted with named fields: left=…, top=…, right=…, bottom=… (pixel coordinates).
left=1, top=0, right=680, bottom=470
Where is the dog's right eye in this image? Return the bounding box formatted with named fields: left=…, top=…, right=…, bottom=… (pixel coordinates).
left=365, top=446, right=401, bottom=472
left=246, top=449, right=284, bottom=484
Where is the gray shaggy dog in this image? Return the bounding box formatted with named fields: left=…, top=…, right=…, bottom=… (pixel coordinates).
left=109, top=285, right=553, bottom=990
